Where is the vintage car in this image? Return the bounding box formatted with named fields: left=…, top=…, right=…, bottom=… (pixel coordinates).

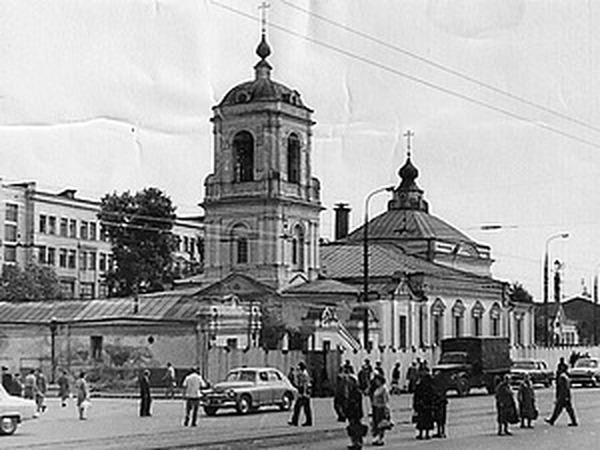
left=203, top=367, right=297, bottom=416
left=569, top=358, right=600, bottom=387
left=0, top=383, right=37, bottom=435
left=510, top=359, right=553, bottom=387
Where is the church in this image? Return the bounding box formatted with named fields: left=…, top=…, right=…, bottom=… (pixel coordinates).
left=181, top=25, right=535, bottom=353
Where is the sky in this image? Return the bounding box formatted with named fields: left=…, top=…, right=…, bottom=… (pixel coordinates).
left=2, top=0, right=600, bottom=301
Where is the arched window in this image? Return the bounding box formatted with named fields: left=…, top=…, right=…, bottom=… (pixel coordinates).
left=490, top=303, right=501, bottom=337
left=431, top=298, right=446, bottom=345
left=471, top=301, right=484, bottom=337
left=452, top=300, right=466, bottom=338
left=233, top=131, right=254, bottom=182
left=287, top=133, right=301, bottom=184
left=291, top=224, right=305, bottom=271
left=231, top=224, right=250, bottom=265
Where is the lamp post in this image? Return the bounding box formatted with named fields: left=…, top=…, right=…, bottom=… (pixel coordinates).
left=594, top=264, right=600, bottom=346
left=543, top=233, right=569, bottom=346
left=49, top=317, right=58, bottom=383
left=362, top=185, right=394, bottom=351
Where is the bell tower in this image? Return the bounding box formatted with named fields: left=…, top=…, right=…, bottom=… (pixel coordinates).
left=202, top=20, right=322, bottom=290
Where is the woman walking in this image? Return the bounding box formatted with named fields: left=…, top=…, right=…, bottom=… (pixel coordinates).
left=495, top=374, right=518, bottom=435
left=432, top=372, right=448, bottom=438
left=412, top=371, right=436, bottom=440
left=370, top=373, right=392, bottom=446
left=518, top=374, right=537, bottom=428
left=75, top=372, right=90, bottom=420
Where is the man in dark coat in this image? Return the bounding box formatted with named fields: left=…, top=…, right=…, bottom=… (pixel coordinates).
left=545, top=365, right=578, bottom=426
left=341, top=366, right=367, bottom=450
left=495, top=374, right=517, bottom=435
left=357, top=359, right=373, bottom=395
left=413, top=371, right=436, bottom=440
left=139, top=369, right=152, bottom=417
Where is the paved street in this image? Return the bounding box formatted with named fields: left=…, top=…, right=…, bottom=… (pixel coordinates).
left=2, top=386, right=600, bottom=449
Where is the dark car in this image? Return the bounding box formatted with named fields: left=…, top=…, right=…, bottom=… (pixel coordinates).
left=510, top=359, right=553, bottom=387
left=569, top=358, right=600, bottom=387
left=203, top=367, right=297, bottom=416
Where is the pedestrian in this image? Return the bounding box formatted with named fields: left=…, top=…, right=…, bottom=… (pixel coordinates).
left=75, top=372, right=90, bottom=420
left=11, top=373, right=23, bottom=397
left=163, top=362, right=176, bottom=399
left=342, top=359, right=354, bottom=375
left=182, top=367, right=204, bottom=426
left=333, top=365, right=347, bottom=422
left=412, top=370, right=436, bottom=440
left=57, top=369, right=71, bottom=407
left=495, top=374, right=518, bottom=436
left=35, top=368, right=48, bottom=414
left=139, top=369, right=152, bottom=417
left=545, top=364, right=578, bottom=426
left=374, top=361, right=385, bottom=380
left=517, top=374, right=537, bottom=428
left=432, top=371, right=448, bottom=438
left=390, top=362, right=401, bottom=395
left=288, top=361, right=312, bottom=427
left=406, top=361, right=418, bottom=393
left=557, top=357, right=568, bottom=375
left=341, top=365, right=367, bottom=450
left=370, top=372, right=392, bottom=446
left=23, top=369, right=37, bottom=400
left=357, top=359, right=373, bottom=395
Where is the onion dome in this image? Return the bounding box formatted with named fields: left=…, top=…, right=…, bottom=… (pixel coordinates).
left=218, top=32, right=307, bottom=109
left=398, top=156, right=419, bottom=189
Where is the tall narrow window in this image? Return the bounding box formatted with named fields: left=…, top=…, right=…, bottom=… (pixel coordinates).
left=452, top=300, right=465, bottom=338
left=287, top=133, right=301, bottom=183
left=471, top=301, right=484, bottom=337
left=231, top=224, right=250, bottom=265
left=233, top=131, right=254, bottom=182
left=490, top=303, right=501, bottom=337
left=291, top=224, right=305, bottom=271
left=431, top=298, right=446, bottom=345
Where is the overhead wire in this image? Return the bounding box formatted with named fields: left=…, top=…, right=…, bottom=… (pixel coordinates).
left=211, top=1, right=600, bottom=151
left=278, top=0, right=600, bottom=136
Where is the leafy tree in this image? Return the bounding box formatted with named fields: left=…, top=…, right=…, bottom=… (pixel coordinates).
left=507, top=282, right=533, bottom=303
left=0, top=263, right=63, bottom=301
left=98, top=187, right=177, bottom=297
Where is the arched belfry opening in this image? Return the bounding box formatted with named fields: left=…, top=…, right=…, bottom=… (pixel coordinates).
left=233, top=131, right=254, bottom=182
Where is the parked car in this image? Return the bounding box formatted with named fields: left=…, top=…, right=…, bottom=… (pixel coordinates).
left=510, top=359, right=553, bottom=387
left=203, top=367, right=297, bottom=416
left=0, top=383, right=37, bottom=435
left=569, top=358, right=600, bottom=387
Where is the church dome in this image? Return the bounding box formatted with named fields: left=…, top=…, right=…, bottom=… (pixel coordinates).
left=219, top=34, right=307, bottom=109
left=220, top=77, right=306, bottom=108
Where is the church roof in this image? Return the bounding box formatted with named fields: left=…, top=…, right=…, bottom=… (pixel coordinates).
left=282, top=279, right=360, bottom=295
left=320, top=241, right=491, bottom=281
left=345, top=209, right=477, bottom=244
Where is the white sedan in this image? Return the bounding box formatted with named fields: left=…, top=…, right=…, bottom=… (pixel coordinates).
left=0, top=383, right=37, bottom=435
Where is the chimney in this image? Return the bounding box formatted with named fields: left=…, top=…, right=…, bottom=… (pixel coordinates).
left=334, top=203, right=351, bottom=240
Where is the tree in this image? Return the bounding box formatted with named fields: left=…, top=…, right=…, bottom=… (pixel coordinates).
left=0, top=263, right=63, bottom=301
left=98, top=187, right=177, bottom=297
left=507, top=282, right=533, bottom=303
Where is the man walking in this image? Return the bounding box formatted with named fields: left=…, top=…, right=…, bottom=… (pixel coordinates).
left=288, top=361, right=312, bottom=427
left=139, top=369, right=152, bottom=417
left=182, top=367, right=204, bottom=427
left=545, top=364, right=578, bottom=426
left=163, top=362, right=176, bottom=399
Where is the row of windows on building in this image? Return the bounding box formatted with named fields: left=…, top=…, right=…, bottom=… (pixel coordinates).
left=38, top=247, right=113, bottom=272
left=39, top=214, right=108, bottom=242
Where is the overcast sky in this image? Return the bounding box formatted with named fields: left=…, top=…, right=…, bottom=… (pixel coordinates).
left=2, top=0, right=600, bottom=300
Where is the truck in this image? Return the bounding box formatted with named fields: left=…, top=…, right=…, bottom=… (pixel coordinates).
left=432, top=337, right=511, bottom=396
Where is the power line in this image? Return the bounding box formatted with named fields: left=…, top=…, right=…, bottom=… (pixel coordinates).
left=279, top=0, right=600, bottom=136
left=211, top=1, right=600, bottom=151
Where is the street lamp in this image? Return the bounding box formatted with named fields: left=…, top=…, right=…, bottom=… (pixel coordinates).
left=594, top=264, right=600, bottom=346
left=362, top=185, right=394, bottom=351
left=543, top=232, right=569, bottom=346
left=49, top=317, right=58, bottom=383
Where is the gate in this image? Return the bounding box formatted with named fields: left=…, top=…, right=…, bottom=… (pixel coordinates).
left=305, top=349, right=341, bottom=397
